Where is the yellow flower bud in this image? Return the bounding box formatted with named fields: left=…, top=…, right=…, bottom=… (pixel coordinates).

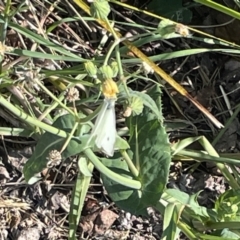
left=102, top=79, right=119, bottom=99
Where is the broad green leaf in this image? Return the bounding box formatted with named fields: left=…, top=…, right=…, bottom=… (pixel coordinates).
left=186, top=192, right=216, bottom=221
left=23, top=114, right=90, bottom=183
left=147, top=0, right=192, bottom=23
left=102, top=120, right=170, bottom=214
left=101, top=157, right=141, bottom=213
left=128, top=116, right=171, bottom=213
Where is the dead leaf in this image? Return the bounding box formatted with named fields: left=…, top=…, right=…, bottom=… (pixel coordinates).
left=93, top=209, right=119, bottom=235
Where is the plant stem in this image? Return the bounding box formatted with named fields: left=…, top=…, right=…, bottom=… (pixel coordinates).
left=205, top=221, right=240, bottom=230
left=0, top=94, right=68, bottom=137
left=36, top=79, right=76, bottom=116
left=178, top=149, right=240, bottom=189
left=115, top=44, right=130, bottom=98
left=104, top=18, right=130, bottom=97
left=83, top=148, right=141, bottom=189
left=121, top=150, right=139, bottom=177
left=1, top=0, right=11, bottom=42
left=60, top=122, right=79, bottom=153
left=194, top=0, right=240, bottom=20
left=103, top=18, right=119, bottom=66
left=177, top=221, right=196, bottom=240
left=155, top=200, right=196, bottom=240
left=212, top=102, right=240, bottom=146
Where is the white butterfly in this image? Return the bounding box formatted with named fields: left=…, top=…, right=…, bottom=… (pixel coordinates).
left=90, top=98, right=116, bottom=157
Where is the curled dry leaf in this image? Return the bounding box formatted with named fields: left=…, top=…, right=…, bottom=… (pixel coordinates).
left=0, top=166, right=10, bottom=182
left=93, top=209, right=119, bottom=235
left=15, top=227, right=41, bottom=240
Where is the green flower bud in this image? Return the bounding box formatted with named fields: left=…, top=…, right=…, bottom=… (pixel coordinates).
left=126, top=96, right=144, bottom=116
left=111, top=61, right=118, bottom=78
left=84, top=61, right=97, bottom=78
left=99, top=65, right=113, bottom=79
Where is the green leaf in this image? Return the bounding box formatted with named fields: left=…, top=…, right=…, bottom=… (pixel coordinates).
left=90, top=0, right=110, bottom=20
left=78, top=157, right=92, bottom=177
left=121, top=86, right=163, bottom=121
left=128, top=96, right=144, bottom=116
left=102, top=85, right=171, bottom=215
left=147, top=0, right=192, bottom=23
left=5, top=20, right=84, bottom=60
left=0, top=127, right=33, bottom=137
left=9, top=49, right=84, bottom=62
left=221, top=228, right=240, bottom=239
left=157, top=19, right=178, bottom=39
left=215, top=189, right=240, bottom=221
left=186, top=192, right=215, bottom=221
left=69, top=161, right=94, bottom=239
left=121, top=48, right=240, bottom=64
left=23, top=114, right=90, bottom=183
left=128, top=116, right=171, bottom=212
left=172, top=136, right=203, bottom=155
left=115, top=135, right=130, bottom=150
left=69, top=171, right=83, bottom=240
left=100, top=157, right=137, bottom=211
left=162, top=203, right=179, bottom=240
left=164, top=189, right=218, bottom=224
left=132, top=91, right=161, bottom=120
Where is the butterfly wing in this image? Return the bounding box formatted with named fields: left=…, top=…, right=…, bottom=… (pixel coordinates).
left=91, top=98, right=116, bottom=157
left=96, top=102, right=116, bottom=156
left=90, top=99, right=109, bottom=138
